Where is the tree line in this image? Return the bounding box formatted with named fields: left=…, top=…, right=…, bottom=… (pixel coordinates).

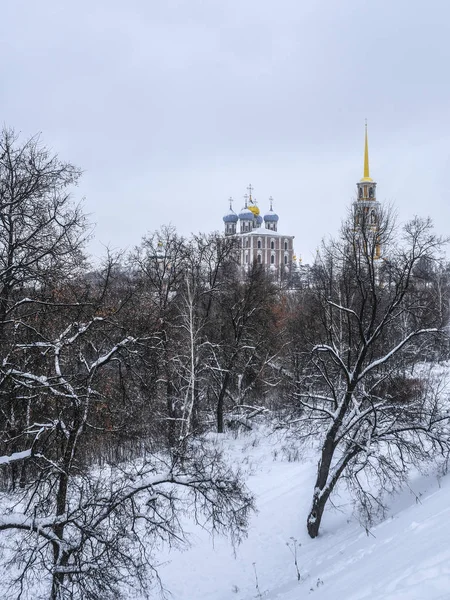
left=0, top=129, right=449, bottom=598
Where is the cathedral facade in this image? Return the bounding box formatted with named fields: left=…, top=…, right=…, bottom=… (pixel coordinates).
left=222, top=185, right=295, bottom=278
left=221, top=125, right=380, bottom=280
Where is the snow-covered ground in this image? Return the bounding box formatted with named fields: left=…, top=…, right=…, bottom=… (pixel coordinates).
left=1, top=427, right=449, bottom=599
left=159, top=429, right=450, bottom=600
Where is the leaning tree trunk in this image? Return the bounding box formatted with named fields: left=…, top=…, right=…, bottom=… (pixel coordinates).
left=307, top=488, right=332, bottom=539
left=307, top=432, right=358, bottom=538
left=307, top=432, right=336, bottom=538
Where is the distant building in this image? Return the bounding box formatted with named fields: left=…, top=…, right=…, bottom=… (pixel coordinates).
left=221, top=125, right=378, bottom=281
left=222, top=185, right=296, bottom=280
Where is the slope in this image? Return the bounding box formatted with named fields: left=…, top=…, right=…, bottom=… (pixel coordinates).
left=158, top=429, right=450, bottom=600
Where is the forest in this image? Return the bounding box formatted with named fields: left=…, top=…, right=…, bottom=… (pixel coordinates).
left=1, top=129, right=450, bottom=599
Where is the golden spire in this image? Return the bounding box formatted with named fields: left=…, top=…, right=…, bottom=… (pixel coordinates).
left=360, top=120, right=373, bottom=182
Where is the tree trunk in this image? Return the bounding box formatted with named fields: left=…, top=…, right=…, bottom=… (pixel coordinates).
left=165, top=374, right=176, bottom=448
left=306, top=432, right=336, bottom=538
left=50, top=422, right=80, bottom=598
left=307, top=490, right=330, bottom=538
left=307, top=430, right=358, bottom=538
left=216, top=371, right=231, bottom=433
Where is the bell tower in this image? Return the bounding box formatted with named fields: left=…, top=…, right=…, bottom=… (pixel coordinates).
left=355, top=122, right=381, bottom=258
left=357, top=122, right=377, bottom=202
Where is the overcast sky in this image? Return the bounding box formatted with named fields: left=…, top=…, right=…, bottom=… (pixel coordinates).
left=1, top=0, right=449, bottom=263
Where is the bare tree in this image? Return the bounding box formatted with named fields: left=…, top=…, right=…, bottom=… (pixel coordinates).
left=0, top=140, right=254, bottom=599
left=205, top=262, right=283, bottom=433
left=0, top=127, right=87, bottom=322
left=173, top=232, right=239, bottom=439
left=128, top=226, right=188, bottom=447
left=287, top=207, right=450, bottom=538
left=0, top=256, right=253, bottom=599
left=129, top=230, right=241, bottom=439
left=0, top=128, right=89, bottom=490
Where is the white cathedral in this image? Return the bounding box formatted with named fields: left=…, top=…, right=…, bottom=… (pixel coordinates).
left=222, top=185, right=295, bottom=278
left=221, top=125, right=380, bottom=280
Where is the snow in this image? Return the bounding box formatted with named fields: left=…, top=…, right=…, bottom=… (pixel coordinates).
left=2, top=428, right=450, bottom=599
left=245, top=227, right=290, bottom=237
left=156, top=430, right=450, bottom=600
left=0, top=449, right=31, bottom=465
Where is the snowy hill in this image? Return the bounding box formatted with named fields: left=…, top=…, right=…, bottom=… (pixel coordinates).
left=158, top=430, right=450, bottom=600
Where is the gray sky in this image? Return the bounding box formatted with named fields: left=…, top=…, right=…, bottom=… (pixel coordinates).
left=1, top=0, right=449, bottom=263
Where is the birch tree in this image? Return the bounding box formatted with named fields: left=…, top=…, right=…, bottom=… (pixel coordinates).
left=128, top=226, right=188, bottom=447
left=130, top=230, right=239, bottom=443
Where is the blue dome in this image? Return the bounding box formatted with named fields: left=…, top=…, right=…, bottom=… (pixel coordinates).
left=264, top=209, right=279, bottom=222
left=223, top=208, right=238, bottom=223
left=239, top=207, right=254, bottom=220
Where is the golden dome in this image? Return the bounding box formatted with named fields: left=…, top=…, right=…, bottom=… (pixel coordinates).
left=248, top=203, right=260, bottom=216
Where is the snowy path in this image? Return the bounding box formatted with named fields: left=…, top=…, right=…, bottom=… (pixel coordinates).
left=159, top=436, right=315, bottom=599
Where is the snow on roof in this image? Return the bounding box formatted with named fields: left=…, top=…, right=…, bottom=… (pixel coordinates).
left=243, top=227, right=294, bottom=238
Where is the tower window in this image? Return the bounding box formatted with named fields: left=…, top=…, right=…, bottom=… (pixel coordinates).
left=245, top=253, right=249, bottom=264
left=271, top=254, right=275, bottom=264
left=284, top=255, right=288, bottom=264
left=257, top=239, right=261, bottom=249
left=359, top=187, right=363, bottom=198
left=284, top=240, right=288, bottom=251
left=257, top=254, right=262, bottom=264
left=245, top=238, right=249, bottom=248
left=271, top=240, right=274, bottom=250
left=369, top=187, right=374, bottom=198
